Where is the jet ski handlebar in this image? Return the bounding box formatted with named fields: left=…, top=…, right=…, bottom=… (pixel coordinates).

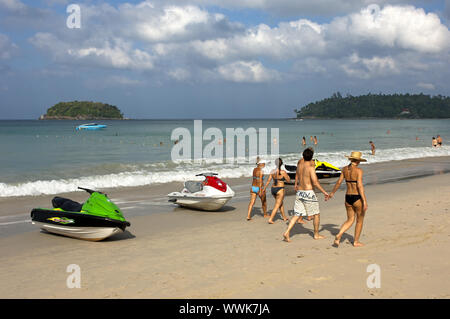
left=195, top=172, right=218, bottom=177
left=78, top=187, right=104, bottom=195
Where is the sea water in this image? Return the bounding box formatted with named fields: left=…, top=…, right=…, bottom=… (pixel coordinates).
left=0, top=119, right=449, bottom=197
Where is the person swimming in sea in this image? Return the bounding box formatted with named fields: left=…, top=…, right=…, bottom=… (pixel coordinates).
left=247, top=158, right=268, bottom=220
left=263, top=158, right=291, bottom=224
left=329, top=151, right=368, bottom=247
left=302, top=136, right=306, bottom=146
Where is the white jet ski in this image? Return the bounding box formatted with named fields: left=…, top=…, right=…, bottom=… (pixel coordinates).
left=168, top=173, right=235, bottom=211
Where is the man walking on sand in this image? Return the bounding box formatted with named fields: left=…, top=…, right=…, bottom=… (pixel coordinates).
left=283, top=148, right=329, bottom=242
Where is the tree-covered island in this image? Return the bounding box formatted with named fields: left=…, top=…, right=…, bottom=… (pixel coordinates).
left=39, top=101, right=124, bottom=120
left=295, top=93, right=450, bottom=119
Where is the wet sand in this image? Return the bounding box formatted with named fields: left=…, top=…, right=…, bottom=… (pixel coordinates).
left=0, top=157, right=449, bottom=298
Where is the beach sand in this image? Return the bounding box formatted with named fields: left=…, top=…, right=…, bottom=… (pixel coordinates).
left=0, top=158, right=449, bottom=298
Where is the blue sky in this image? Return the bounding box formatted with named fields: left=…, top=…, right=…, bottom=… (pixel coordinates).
left=0, top=0, right=449, bottom=119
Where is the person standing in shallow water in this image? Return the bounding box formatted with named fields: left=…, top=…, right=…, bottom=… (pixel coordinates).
left=247, top=159, right=268, bottom=220
left=432, top=137, right=438, bottom=147
left=369, top=141, right=376, bottom=155
left=329, top=151, right=368, bottom=247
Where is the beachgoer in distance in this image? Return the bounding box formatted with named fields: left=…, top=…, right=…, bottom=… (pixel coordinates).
left=369, top=141, right=376, bottom=155
left=437, top=135, right=442, bottom=147
left=247, top=159, right=268, bottom=220
left=263, top=158, right=291, bottom=224
left=329, top=152, right=368, bottom=247
left=314, top=136, right=318, bottom=145
left=283, top=148, right=329, bottom=242
left=310, top=136, right=313, bottom=142
left=302, top=136, right=306, bottom=146
left=432, top=137, right=437, bottom=147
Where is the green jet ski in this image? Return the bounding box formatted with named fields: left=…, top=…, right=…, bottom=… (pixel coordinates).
left=285, top=159, right=342, bottom=181
left=31, top=187, right=130, bottom=241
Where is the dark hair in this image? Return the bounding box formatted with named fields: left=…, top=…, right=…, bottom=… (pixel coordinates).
left=369, top=141, right=373, bottom=143
left=275, top=158, right=283, bottom=173
left=303, top=148, right=314, bottom=161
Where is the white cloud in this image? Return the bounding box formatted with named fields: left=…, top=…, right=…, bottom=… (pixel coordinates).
left=217, top=60, right=280, bottom=82
left=0, top=33, right=18, bottom=59
left=341, top=53, right=398, bottom=79
left=0, top=0, right=26, bottom=11
left=328, top=5, right=450, bottom=53
left=170, top=0, right=414, bottom=16
left=25, top=2, right=450, bottom=84
left=416, top=82, right=435, bottom=90
left=30, top=32, right=154, bottom=70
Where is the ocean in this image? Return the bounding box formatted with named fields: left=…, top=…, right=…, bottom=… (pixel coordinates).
left=0, top=119, right=449, bottom=197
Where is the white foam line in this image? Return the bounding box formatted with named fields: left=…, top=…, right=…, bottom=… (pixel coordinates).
left=120, top=206, right=137, bottom=210
left=0, top=220, right=31, bottom=226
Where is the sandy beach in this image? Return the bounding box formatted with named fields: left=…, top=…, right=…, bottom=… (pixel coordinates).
left=0, top=157, right=449, bottom=299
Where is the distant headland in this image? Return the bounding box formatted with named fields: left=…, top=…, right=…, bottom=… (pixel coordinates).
left=295, top=93, right=450, bottom=119
left=39, top=101, right=124, bottom=120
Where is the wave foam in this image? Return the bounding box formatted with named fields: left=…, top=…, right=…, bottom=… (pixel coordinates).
left=1, top=146, right=449, bottom=197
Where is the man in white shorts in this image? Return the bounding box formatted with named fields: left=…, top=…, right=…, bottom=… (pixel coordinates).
left=283, top=148, right=329, bottom=242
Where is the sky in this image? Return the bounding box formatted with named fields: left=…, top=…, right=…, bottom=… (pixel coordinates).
left=0, top=0, right=449, bottom=119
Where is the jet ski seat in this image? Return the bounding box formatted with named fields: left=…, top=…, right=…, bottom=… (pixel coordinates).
left=52, top=196, right=83, bottom=212
left=184, top=181, right=203, bottom=193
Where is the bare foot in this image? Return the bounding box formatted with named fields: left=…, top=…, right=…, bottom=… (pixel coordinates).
left=246, top=217, right=252, bottom=221
left=332, top=236, right=340, bottom=247
left=283, top=232, right=291, bottom=242
left=307, top=216, right=313, bottom=221
left=353, top=241, right=365, bottom=247
left=268, top=220, right=274, bottom=224
left=263, top=214, right=269, bottom=218
left=297, top=219, right=306, bottom=224
left=283, top=218, right=289, bottom=222
left=314, top=234, right=325, bottom=240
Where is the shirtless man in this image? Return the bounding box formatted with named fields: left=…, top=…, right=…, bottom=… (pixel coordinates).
left=283, top=148, right=329, bottom=242
left=296, top=147, right=315, bottom=224
left=369, top=141, right=376, bottom=155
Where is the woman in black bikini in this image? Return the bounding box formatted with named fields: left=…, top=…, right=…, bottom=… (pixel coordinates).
left=263, top=158, right=291, bottom=224
left=329, top=152, right=368, bottom=247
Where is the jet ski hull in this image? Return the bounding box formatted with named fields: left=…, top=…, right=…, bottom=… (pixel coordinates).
left=168, top=195, right=233, bottom=211
left=32, top=222, right=122, bottom=241
left=31, top=208, right=129, bottom=241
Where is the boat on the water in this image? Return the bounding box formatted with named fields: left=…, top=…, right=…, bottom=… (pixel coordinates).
left=285, top=159, right=341, bottom=182
left=168, top=173, right=235, bottom=211
left=30, top=187, right=130, bottom=241
left=76, top=123, right=107, bottom=130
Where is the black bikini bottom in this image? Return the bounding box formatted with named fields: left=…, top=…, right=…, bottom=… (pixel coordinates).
left=271, top=187, right=284, bottom=196
left=345, top=194, right=361, bottom=205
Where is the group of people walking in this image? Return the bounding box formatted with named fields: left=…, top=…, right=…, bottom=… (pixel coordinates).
left=247, top=148, right=368, bottom=247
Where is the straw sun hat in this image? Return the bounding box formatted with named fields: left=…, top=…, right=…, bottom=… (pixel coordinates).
left=346, top=151, right=367, bottom=162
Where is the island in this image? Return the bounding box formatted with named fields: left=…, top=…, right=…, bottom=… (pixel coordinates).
left=39, top=101, right=124, bottom=120
left=295, top=93, right=450, bottom=119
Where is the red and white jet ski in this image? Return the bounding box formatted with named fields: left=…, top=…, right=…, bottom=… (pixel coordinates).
left=168, top=173, right=235, bottom=211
